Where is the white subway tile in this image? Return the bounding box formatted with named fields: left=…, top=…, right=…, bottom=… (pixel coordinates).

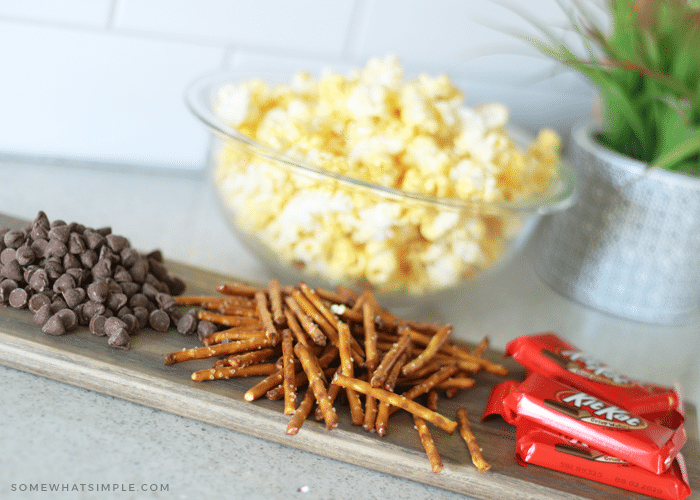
left=0, top=22, right=225, bottom=168
left=113, top=0, right=356, bottom=57
left=0, top=0, right=112, bottom=28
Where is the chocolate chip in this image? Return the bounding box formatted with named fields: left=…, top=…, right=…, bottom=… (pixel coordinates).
left=120, top=281, right=140, bottom=298
left=8, top=287, right=28, bottom=308
left=107, top=328, right=130, bottom=350
left=0, top=279, right=18, bottom=304
left=69, top=222, right=86, bottom=234
left=3, top=230, right=25, bottom=249
left=15, top=246, right=36, bottom=266
left=106, top=234, right=129, bottom=253
left=50, top=219, right=67, bottom=228
left=63, top=287, right=86, bottom=309
left=89, top=315, right=107, bottom=336
left=132, top=306, right=149, bottom=329
left=29, top=268, right=50, bottom=292
left=92, top=258, right=112, bottom=279
left=81, top=300, right=106, bottom=320
left=129, top=293, right=149, bottom=309
left=155, top=292, right=176, bottom=312
left=0, top=259, right=23, bottom=282
left=177, top=313, right=197, bottom=335
left=87, top=281, right=109, bottom=303
left=141, top=282, right=158, bottom=300
left=147, top=250, right=163, bottom=263
left=197, top=320, right=218, bottom=342
left=56, top=308, right=78, bottom=331
left=106, top=292, right=127, bottom=312
left=44, top=259, right=63, bottom=280
left=120, top=248, right=139, bottom=268
left=79, top=249, right=98, bottom=269
left=30, top=238, right=48, bottom=256
left=148, top=309, right=170, bottom=332
left=148, top=258, right=169, bottom=281
left=28, top=293, right=51, bottom=313
left=33, top=303, right=52, bottom=326
left=104, top=316, right=127, bottom=337
left=167, top=276, right=186, bottom=296
left=120, top=313, right=138, bottom=334
left=83, top=230, right=105, bottom=251
left=113, top=265, right=132, bottom=283
left=42, top=314, right=66, bottom=335
left=129, top=259, right=148, bottom=283
left=44, top=237, right=68, bottom=258
left=65, top=267, right=89, bottom=286
left=62, top=252, right=81, bottom=270
left=48, top=224, right=71, bottom=243
left=53, top=274, right=76, bottom=294
left=67, top=232, right=86, bottom=254
left=50, top=298, right=68, bottom=313
left=1, top=247, right=16, bottom=265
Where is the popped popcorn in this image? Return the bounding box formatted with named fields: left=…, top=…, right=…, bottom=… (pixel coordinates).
left=212, top=56, right=561, bottom=294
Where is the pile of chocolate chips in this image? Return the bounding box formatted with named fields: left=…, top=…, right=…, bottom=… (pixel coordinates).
left=0, top=211, right=186, bottom=349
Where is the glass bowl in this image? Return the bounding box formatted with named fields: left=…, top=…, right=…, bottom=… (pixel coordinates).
left=186, top=68, right=575, bottom=307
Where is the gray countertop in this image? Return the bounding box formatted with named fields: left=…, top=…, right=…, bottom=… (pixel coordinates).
left=1, top=157, right=698, bottom=500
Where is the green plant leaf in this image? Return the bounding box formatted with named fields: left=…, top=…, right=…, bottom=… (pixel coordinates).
left=651, top=134, right=700, bottom=171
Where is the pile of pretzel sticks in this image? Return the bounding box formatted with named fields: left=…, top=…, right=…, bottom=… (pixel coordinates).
left=167, top=279, right=507, bottom=473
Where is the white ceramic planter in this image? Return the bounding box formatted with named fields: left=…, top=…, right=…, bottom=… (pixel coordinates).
left=535, top=123, right=700, bottom=324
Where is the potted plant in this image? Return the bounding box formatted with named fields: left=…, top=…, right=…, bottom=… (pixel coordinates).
left=523, top=0, right=700, bottom=323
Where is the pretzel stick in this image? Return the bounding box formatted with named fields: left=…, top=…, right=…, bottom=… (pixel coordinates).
left=255, top=291, right=280, bottom=343
left=281, top=328, right=297, bottom=415
left=330, top=304, right=363, bottom=323
left=191, top=363, right=277, bottom=381
left=174, top=295, right=227, bottom=306
left=292, top=289, right=337, bottom=342
left=268, top=279, right=286, bottom=327
left=331, top=373, right=457, bottom=434
left=334, top=284, right=359, bottom=305
left=375, top=351, right=408, bottom=437
left=212, top=304, right=258, bottom=317
left=197, top=310, right=261, bottom=328
left=338, top=321, right=363, bottom=425
left=363, top=301, right=379, bottom=373
left=406, top=329, right=507, bottom=376
left=282, top=307, right=313, bottom=350
left=294, top=343, right=338, bottom=430
left=387, top=364, right=458, bottom=419
left=297, top=285, right=366, bottom=366
left=401, top=325, right=452, bottom=376
left=286, top=387, right=316, bottom=435
left=435, top=376, right=476, bottom=390
left=315, top=287, right=353, bottom=307
left=426, top=390, right=438, bottom=412
left=223, top=348, right=277, bottom=368
left=164, top=336, right=277, bottom=365
left=245, top=370, right=285, bottom=401
left=284, top=296, right=326, bottom=346
left=371, top=330, right=411, bottom=388
left=457, top=408, right=491, bottom=472
left=266, top=370, right=309, bottom=400
left=217, top=282, right=265, bottom=297
left=202, top=328, right=267, bottom=346
left=363, top=395, right=379, bottom=432
left=473, top=336, right=489, bottom=357
left=414, top=414, right=443, bottom=473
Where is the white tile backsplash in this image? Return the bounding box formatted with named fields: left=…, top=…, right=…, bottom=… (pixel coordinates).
left=113, top=0, right=356, bottom=56
left=0, top=0, right=112, bottom=28
left=0, top=0, right=595, bottom=169
left=0, top=21, right=224, bottom=168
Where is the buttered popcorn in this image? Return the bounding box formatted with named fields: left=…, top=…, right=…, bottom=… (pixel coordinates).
left=212, top=56, right=561, bottom=294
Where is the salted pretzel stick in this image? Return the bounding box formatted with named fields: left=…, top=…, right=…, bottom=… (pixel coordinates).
left=281, top=328, right=297, bottom=415
left=315, top=287, right=352, bottom=307
left=387, top=365, right=459, bottom=419
left=254, top=291, right=280, bottom=343
left=202, top=327, right=267, bottom=346
left=294, top=343, right=338, bottom=430
left=267, top=279, right=286, bottom=327
left=191, top=363, right=277, bottom=381
left=363, top=301, right=379, bottom=373
left=363, top=394, right=379, bottom=432
left=330, top=304, right=363, bottom=323
left=457, top=408, right=491, bottom=472
left=292, top=289, right=337, bottom=341
left=370, top=330, right=411, bottom=388
left=297, top=285, right=366, bottom=366
left=332, top=373, right=457, bottom=434
left=284, top=296, right=326, bottom=346
left=211, top=304, right=258, bottom=318
left=282, top=307, right=313, bottom=350
left=197, top=310, right=261, bottom=328
left=286, top=387, right=316, bottom=435
left=435, top=376, right=476, bottom=390
left=375, top=350, right=408, bottom=437
left=164, top=336, right=277, bottom=365
left=407, top=330, right=507, bottom=376
left=427, top=390, right=438, bottom=412
left=223, top=348, right=277, bottom=368
left=334, top=284, right=359, bottom=306
left=266, top=370, right=309, bottom=400
left=401, top=325, right=452, bottom=376
left=473, top=336, right=489, bottom=357
left=217, top=282, right=265, bottom=297
left=338, top=321, right=363, bottom=425
left=414, top=415, right=443, bottom=473
left=174, top=295, right=227, bottom=306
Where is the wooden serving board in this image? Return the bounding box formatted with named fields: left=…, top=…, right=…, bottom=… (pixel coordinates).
left=0, top=215, right=697, bottom=500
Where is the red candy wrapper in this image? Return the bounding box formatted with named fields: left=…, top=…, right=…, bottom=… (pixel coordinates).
left=515, top=421, right=691, bottom=500
left=505, top=333, right=680, bottom=416
left=483, top=374, right=686, bottom=474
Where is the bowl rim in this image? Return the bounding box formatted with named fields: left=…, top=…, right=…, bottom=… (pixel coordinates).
left=185, top=69, right=576, bottom=214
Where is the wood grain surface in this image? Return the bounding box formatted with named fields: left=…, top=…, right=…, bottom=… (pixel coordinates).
left=0, top=213, right=697, bottom=500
